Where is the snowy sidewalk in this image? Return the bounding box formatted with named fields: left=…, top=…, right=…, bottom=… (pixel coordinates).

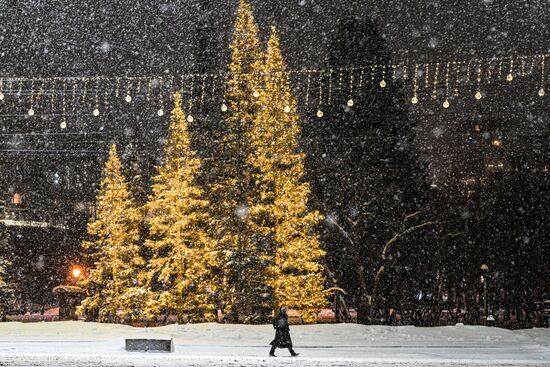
left=0, top=322, right=549, bottom=366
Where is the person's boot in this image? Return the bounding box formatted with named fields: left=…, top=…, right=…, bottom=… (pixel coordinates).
left=289, top=348, right=299, bottom=357
left=269, top=347, right=276, bottom=357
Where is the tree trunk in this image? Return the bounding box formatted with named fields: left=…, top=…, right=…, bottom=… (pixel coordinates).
left=356, top=265, right=370, bottom=324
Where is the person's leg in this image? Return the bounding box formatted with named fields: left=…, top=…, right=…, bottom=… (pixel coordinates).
left=288, top=348, right=299, bottom=356
left=269, top=346, right=276, bottom=356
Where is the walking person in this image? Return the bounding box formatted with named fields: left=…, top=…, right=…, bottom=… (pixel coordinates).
left=269, top=306, right=299, bottom=357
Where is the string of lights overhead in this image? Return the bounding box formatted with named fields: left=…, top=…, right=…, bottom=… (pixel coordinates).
left=0, top=52, right=548, bottom=129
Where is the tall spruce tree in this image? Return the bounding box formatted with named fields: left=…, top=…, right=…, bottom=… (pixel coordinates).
left=0, top=224, right=15, bottom=321
left=304, top=17, right=432, bottom=323
left=249, top=27, right=326, bottom=323
left=208, top=0, right=268, bottom=323
left=144, top=92, right=217, bottom=323
left=78, top=144, right=146, bottom=324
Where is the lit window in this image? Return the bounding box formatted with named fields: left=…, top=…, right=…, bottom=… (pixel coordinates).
left=486, top=163, right=504, bottom=172
left=12, top=193, right=22, bottom=205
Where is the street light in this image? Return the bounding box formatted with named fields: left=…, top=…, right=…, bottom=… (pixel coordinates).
left=480, top=264, right=489, bottom=325
left=70, top=265, right=84, bottom=283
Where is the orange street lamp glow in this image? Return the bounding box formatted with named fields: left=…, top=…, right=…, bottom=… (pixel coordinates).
left=71, top=266, right=82, bottom=279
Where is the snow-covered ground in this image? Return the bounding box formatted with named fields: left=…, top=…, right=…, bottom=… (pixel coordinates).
left=0, top=322, right=549, bottom=366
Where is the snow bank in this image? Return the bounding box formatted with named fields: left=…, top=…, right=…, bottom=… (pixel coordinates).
left=0, top=322, right=549, bottom=366
left=0, top=321, right=546, bottom=347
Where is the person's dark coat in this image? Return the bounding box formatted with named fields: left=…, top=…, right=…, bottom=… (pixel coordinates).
left=270, top=311, right=293, bottom=348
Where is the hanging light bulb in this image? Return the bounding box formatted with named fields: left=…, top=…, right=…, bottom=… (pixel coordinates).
left=221, top=103, right=228, bottom=112
left=411, top=96, right=418, bottom=104
left=60, top=120, right=67, bottom=129
left=28, top=108, right=35, bottom=116
left=187, top=115, right=194, bottom=123
left=157, top=108, right=164, bottom=116
left=380, top=80, right=386, bottom=88
left=443, top=100, right=450, bottom=109
left=125, top=94, right=132, bottom=103
left=347, top=99, right=354, bottom=107
left=317, top=110, right=324, bottom=118
left=253, top=91, right=260, bottom=98
left=93, top=108, right=100, bottom=116
left=284, top=105, right=291, bottom=113
left=475, top=91, right=482, bottom=100
left=538, top=88, right=545, bottom=97
left=506, top=73, right=514, bottom=82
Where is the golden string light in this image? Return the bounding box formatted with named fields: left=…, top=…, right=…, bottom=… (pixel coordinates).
left=317, top=72, right=324, bottom=118
left=379, top=65, right=386, bottom=88
left=327, top=69, right=333, bottom=106
left=305, top=72, right=311, bottom=106
left=200, top=75, right=207, bottom=105
left=157, top=77, right=165, bottom=117
left=539, top=55, right=546, bottom=97
left=61, top=80, right=67, bottom=129
left=125, top=80, right=132, bottom=102
left=71, top=80, right=77, bottom=115
left=81, top=78, right=88, bottom=106
left=475, top=61, right=483, bottom=100
left=347, top=69, right=354, bottom=107
left=115, top=78, right=121, bottom=98
left=0, top=52, right=548, bottom=120
left=443, top=61, right=451, bottom=109
left=210, top=74, right=218, bottom=103
left=50, top=80, right=56, bottom=114
left=411, top=64, right=419, bottom=105
left=507, top=58, right=514, bottom=82
left=432, top=62, right=439, bottom=99
left=102, top=81, right=109, bottom=115
left=28, top=80, right=35, bottom=116
left=187, top=75, right=195, bottom=123
left=93, top=79, right=100, bottom=116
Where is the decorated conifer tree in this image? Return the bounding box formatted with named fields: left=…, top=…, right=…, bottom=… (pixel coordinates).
left=0, top=224, right=15, bottom=321
left=78, top=144, right=146, bottom=324
left=208, top=0, right=270, bottom=323
left=249, top=27, right=327, bottom=323
left=144, top=92, right=218, bottom=323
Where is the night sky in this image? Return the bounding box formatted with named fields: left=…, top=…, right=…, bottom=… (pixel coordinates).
left=1, top=0, right=549, bottom=75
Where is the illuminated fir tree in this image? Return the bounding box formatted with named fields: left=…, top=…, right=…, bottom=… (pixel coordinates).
left=0, top=224, right=15, bottom=321
left=78, top=144, right=146, bottom=324
left=144, top=92, right=218, bottom=323
left=250, top=27, right=326, bottom=323
left=208, top=0, right=270, bottom=323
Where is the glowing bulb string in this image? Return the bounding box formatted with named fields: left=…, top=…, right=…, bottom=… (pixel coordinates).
left=157, top=78, right=165, bottom=117
left=0, top=53, right=549, bottom=119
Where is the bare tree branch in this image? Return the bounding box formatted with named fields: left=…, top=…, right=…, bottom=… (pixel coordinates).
left=382, top=221, right=433, bottom=259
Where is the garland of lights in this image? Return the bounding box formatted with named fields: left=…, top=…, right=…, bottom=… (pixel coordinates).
left=0, top=53, right=548, bottom=129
